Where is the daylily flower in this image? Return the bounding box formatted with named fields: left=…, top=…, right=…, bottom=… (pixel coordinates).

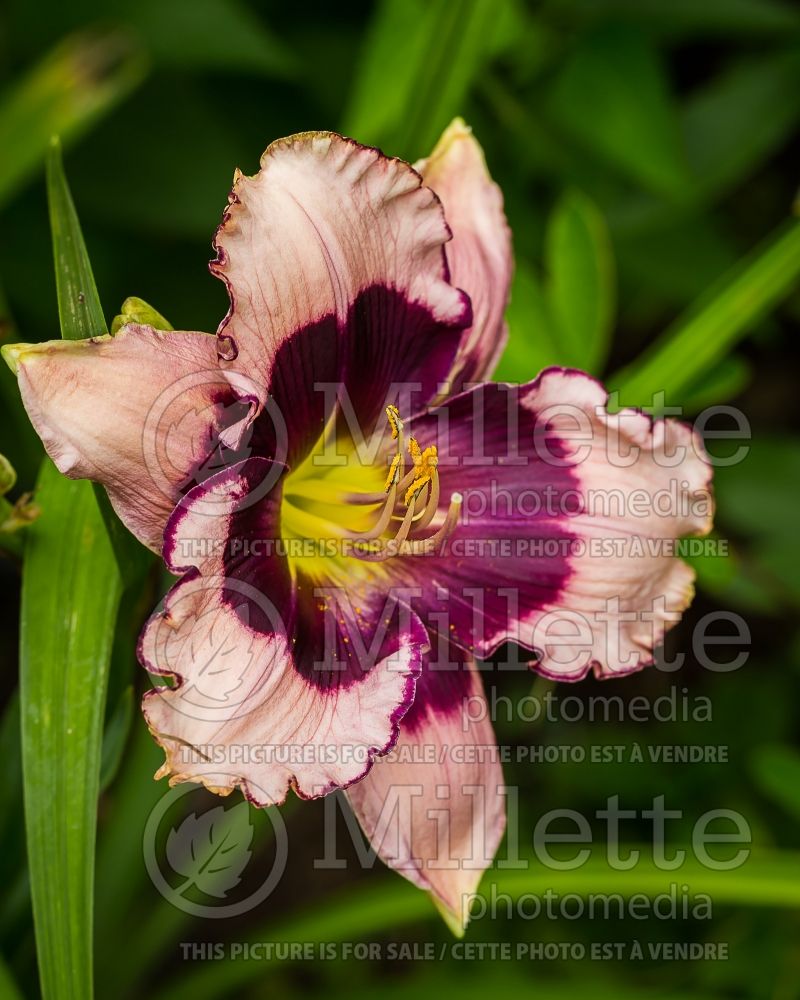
left=3, top=120, right=713, bottom=930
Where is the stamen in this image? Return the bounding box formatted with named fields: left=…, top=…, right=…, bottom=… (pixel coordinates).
left=412, top=471, right=440, bottom=529
left=403, top=492, right=462, bottom=555
left=346, top=482, right=398, bottom=541
left=350, top=492, right=418, bottom=561
left=385, top=404, right=405, bottom=483
left=384, top=453, right=401, bottom=492
left=386, top=404, right=402, bottom=440
left=293, top=406, right=461, bottom=565
left=404, top=438, right=438, bottom=506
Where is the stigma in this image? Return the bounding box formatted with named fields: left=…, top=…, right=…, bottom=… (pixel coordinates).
left=346, top=406, right=462, bottom=562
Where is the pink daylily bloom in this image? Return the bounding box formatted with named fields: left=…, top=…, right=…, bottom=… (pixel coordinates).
left=4, top=119, right=713, bottom=929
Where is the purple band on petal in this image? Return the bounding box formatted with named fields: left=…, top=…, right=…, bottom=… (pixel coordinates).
left=245, top=283, right=470, bottom=469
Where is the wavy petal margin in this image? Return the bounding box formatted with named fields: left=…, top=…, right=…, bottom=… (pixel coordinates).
left=140, top=456, right=428, bottom=804
left=416, top=119, right=512, bottom=393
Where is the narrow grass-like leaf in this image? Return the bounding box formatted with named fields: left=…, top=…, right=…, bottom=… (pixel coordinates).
left=682, top=51, right=800, bottom=204
left=678, top=354, right=752, bottom=412
left=99, top=686, right=134, bottom=794
left=547, top=25, right=691, bottom=200
left=0, top=27, right=146, bottom=207
left=613, top=218, right=800, bottom=406
left=21, top=463, right=122, bottom=1000
left=46, top=138, right=106, bottom=340
left=544, top=189, right=615, bottom=372
left=493, top=261, right=562, bottom=380
left=20, top=142, right=124, bottom=1000
left=152, top=848, right=800, bottom=1000
left=0, top=955, right=24, bottom=1000
left=46, top=141, right=153, bottom=584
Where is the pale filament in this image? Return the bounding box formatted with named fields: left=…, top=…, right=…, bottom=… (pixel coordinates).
left=346, top=406, right=461, bottom=561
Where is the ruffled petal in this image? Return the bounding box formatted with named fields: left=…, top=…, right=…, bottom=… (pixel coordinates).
left=347, top=651, right=504, bottom=930
left=522, top=368, right=713, bottom=679
left=211, top=131, right=472, bottom=461
left=141, top=456, right=427, bottom=804
left=416, top=119, right=512, bottom=393
left=5, top=324, right=245, bottom=551
left=396, top=369, right=712, bottom=679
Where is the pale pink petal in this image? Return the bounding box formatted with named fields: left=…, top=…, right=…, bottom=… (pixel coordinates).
left=416, top=119, right=513, bottom=392
left=525, top=368, right=713, bottom=679
left=5, top=324, right=248, bottom=551
left=141, top=456, right=427, bottom=804
left=211, top=131, right=471, bottom=432
left=347, top=654, right=505, bottom=930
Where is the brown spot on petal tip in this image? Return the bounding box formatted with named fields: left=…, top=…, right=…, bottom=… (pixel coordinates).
left=217, top=334, right=238, bottom=361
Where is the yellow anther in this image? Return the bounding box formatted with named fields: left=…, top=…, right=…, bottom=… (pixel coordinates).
left=384, top=453, right=401, bottom=492
left=386, top=404, right=402, bottom=440
left=403, top=440, right=438, bottom=506
left=420, top=444, right=438, bottom=471
left=404, top=476, right=428, bottom=507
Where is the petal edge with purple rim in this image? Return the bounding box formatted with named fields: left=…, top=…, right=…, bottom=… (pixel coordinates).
left=141, top=456, right=429, bottom=803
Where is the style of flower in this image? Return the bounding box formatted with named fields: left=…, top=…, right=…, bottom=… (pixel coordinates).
left=3, top=120, right=713, bottom=929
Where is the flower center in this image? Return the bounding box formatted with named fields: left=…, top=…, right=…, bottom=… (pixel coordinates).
left=280, top=406, right=462, bottom=582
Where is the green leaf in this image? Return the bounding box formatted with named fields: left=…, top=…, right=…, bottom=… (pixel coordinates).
left=343, top=0, right=513, bottom=157
left=20, top=138, right=124, bottom=1000
left=677, top=354, right=752, bottom=412
left=682, top=50, right=800, bottom=203
left=548, top=25, right=691, bottom=200
left=151, top=848, right=800, bottom=1000
left=715, top=437, right=800, bottom=539
left=21, top=462, right=123, bottom=1000
left=99, top=686, right=134, bottom=794
left=613, top=218, right=800, bottom=406
left=493, top=261, right=562, bottom=380
left=544, top=189, right=615, bottom=372
left=750, top=745, right=800, bottom=822
left=0, top=955, right=24, bottom=1000
left=46, top=138, right=106, bottom=340
left=0, top=27, right=146, bottom=207
left=46, top=140, right=151, bottom=584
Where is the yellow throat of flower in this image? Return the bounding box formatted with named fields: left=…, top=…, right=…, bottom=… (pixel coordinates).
left=280, top=405, right=462, bottom=583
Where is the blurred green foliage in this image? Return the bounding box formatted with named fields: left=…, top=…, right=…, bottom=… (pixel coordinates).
left=1, top=0, right=799, bottom=998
